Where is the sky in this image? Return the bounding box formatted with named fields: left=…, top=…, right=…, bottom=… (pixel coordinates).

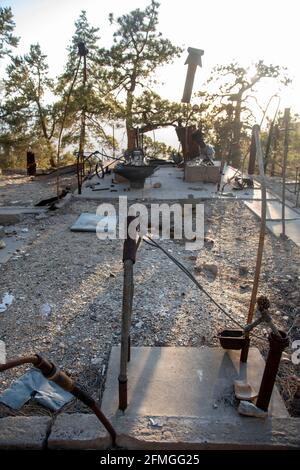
left=1, top=0, right=299, bottom=147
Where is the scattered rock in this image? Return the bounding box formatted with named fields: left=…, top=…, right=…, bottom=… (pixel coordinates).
left=35, top=213, right=48, bottom=220
left=239, top=265, right=248, bottom=276
left=238, top=400, right=267, bottom=418
left=91, top=357, right=102, bottom=367
left=149, top=417, right=163, bottom=428
left=234, top=380, right=257, bottom=401
left=39, top=303, right=52, bottom=317
left=0, top=239, right=6, bottom=249
left=0, top=293, right=14, bottom=313
left=195, top=263, right=218, bottom=278
left=240, top=284, right=251, bottom=292
left=152, top=182, right=161, bottom=189
left=281, top=352, right=291, bottom=363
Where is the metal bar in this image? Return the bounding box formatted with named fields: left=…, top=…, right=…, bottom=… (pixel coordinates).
left=256, top=331, right=289, bottom=411
left=118, top=259, right=134, bottom=411
left=296, top=178, right=300, bottom=208
left=281, top=108, right=290, bottom=237
left=241, top=125, right=267, bottom=363
left=294, top=167, right=299, bottom=194
left=118, top=216, right=137, bottom=411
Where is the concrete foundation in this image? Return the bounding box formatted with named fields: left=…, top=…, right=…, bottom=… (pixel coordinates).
left=100, top=346, right=300, bottom=449
left=0, top=416, right=51, bottom=449
left=48, top=413, right=111, bottom=449
left=77, top=167, right=277, bottom=201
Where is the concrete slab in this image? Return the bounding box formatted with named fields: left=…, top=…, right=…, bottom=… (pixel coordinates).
left=244, top=199, right=300, bottom=221
left=0, top=206, right=47, bottom=214
left=77, top=167, right=276, bottom=202
left=0, top=340, right=6, bottom=363
left=101, top=346, right=295, bottom=449
left=0, top=206, right=46, bottom=225
left=266, top=219, right=300, bottom=247
left=102, top=346, right=287, bottom=419
left=113, top=416, right=300, bottom=450
left=0, top=416, right=50, bottom=449
left=48, top=413, right=111, bottom=449
left=0, top=231, right=30, bottom=265
left=70, top=212, right=116, bottom=232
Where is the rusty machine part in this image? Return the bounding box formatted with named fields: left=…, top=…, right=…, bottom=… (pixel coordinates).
left=118, top=216, right=140, bottom=411
left=0, top=354, right=116, bottom=445
left=256, top=330, right=289, bottom=412
left=218, top=329, right=246, bottom=350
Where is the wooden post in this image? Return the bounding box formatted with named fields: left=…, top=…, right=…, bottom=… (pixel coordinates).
left=281, top=108, right=290, bottom=237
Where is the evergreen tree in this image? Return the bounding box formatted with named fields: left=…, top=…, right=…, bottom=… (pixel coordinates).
left=107, top=1, right=182, bottom=149
left=0, top=6, right=18, bottom=59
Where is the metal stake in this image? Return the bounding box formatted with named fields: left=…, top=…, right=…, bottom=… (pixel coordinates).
left=241, top=125, right=267, bottom=363
left=281, top=108, right=290, bottom=237
left=118, top=216, right=137, bottom=411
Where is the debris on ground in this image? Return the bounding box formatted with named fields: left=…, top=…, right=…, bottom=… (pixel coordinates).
left=234, top=380, right=257, bottom=401
left=0, top=341, right=6, bottom=363
left=238, top=400, right=267, bottom=418
left=0, top=369, right=73, bottom=411
left=0, top=293, right=14, bottom=313
left=0, top=186, right=299, bottom=416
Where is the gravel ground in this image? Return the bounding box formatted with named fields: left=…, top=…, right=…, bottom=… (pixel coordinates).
left=0, top=189, right=299, bottom=417
left=0, top=171, right=77, bottom=206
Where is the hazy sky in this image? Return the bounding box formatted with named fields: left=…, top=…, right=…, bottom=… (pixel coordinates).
left=1, top=0, right=299, bottom=145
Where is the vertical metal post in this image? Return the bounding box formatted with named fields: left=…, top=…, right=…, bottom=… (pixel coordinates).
left=118, top=216, right=137, bottom=411
left=281, top=108, right=290, bottom=237
left=241, top=125, right=267, bottom=363
left=294, top=167, right=298, bottom=195
left=256, top=331, right=289, bottom=411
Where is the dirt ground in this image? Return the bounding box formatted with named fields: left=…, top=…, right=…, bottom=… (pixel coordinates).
left=0, top=174, right=299, bottom=418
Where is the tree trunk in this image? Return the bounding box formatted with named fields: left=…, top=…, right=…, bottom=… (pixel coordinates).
left=126, top=89, right=136, bottom=150
left=230, top=98, right=242, bottom=167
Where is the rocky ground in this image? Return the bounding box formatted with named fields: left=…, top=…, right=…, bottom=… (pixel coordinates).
left=0, top=176, right=299, bottom=418
left=0, top=171, right=77, bottom=206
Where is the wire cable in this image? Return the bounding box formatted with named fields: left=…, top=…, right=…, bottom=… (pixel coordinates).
left=143, top=235, right=267, bottom=341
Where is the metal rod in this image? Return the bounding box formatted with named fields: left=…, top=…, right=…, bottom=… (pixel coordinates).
left=0, top=354, right=116, bottom=445
left=118, top=259, right=134, bottom=411
left=118, top=216, right=137, bottom=411
left=241, top=125, right=267, bottom=363
left=256, top=331, right=289, bottom=411
left=294, top=167, right=299, bottom=195
left=281, top=108, right=290, bottom=237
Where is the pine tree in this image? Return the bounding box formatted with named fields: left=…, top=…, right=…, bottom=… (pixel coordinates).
left=107, top=1, right=182, bottom=149
left=2, top=44, right=57, bottom=166
left=0, top=6, right=18, bottom=59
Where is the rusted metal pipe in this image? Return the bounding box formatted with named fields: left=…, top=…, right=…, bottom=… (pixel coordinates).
left=0, top=354, right=116, bottom=445
left=256, top=331, right=289, bottom=412
left=118, top=216, right=137, bottom=411
left=241, top=125, right=267, bottom=363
